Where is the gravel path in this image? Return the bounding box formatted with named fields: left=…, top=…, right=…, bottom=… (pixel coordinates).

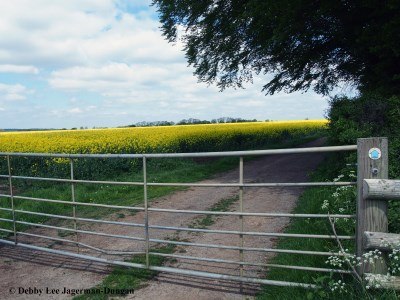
left=0, top=139, right=326, bottom=299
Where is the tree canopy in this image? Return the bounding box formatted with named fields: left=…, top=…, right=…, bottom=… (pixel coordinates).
left=152, top=0, right=400, bottom=96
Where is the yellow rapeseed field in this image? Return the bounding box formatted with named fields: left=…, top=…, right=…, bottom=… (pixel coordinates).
left=0, top=120, right=327, bottom=154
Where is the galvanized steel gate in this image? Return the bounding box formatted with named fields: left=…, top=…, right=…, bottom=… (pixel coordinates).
left=0, top=144, right=360, bottom=289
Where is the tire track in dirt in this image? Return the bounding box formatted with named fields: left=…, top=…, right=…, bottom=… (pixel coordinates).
left=0, top=139, right=326, bottom=299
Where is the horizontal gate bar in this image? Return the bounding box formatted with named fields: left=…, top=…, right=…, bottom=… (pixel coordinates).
left=0, top=218, right=145, bottom=242
left=149, top=252, right=352, bottom=274
left=0, top=196, right=355, bottom=218
left=0, top=175, right=143, bottom=186
left=148, top=224, right=354, bottom=240
left=148, top=182, right=356, bottom=187
left=16, top=231, right=144, bottom=256
left=0, top=217, right=15, bottom=223
left=148, top=207, right=355, bottom=218
left=0, top=208, right=145, bottom=228
left=0, top=194, right=145, bottom=211
left=149, top=238, right=343, bottom=256
left=0, top=239, right=317, bottom=289
left=0, top=174, right=355, bottom=188
left=0, top=144, right=357, bottom=159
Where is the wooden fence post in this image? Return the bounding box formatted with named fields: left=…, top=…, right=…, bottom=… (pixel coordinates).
left=356, top=137, right=388, bottom=276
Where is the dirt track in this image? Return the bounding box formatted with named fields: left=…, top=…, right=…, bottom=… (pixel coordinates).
left=0, top=139, right=326, bottom=299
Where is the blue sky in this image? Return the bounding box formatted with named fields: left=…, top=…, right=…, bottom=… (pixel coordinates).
left=0, top=0, right=333, bottom=129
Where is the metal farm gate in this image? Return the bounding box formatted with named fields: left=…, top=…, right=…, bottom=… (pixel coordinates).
left=0, top=137, right=396, bottom=289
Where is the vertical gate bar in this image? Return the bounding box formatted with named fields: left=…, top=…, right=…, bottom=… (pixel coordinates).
left=6, top=155, right=17, bottom=244
left=70, top=158, right=79, bottom=252
left=239, top=156, right=244, bottom=280
left=143, top=156, right=150, bottom=268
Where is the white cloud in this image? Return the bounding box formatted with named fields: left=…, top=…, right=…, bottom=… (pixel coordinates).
left=80, top=14, right=182, bottom=64
left=50, top=63, right=169, bottom=88
left=0, top=83, right=32, bottom=101
left=0, top=0, right=180, bottom=68
left=67, top=108, right=83, bottom=114
left=237, top=100, right=265, bottom=107
left=0, top=65, right=39, bottom=74
left=49, top=62, right=179, bottom=104
left=50, top=105, right=99, bottom=118
left=0, top=0, right=328, bottom=128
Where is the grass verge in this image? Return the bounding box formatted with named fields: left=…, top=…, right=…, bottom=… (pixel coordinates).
left=256, top=153, right=399, bottom=300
